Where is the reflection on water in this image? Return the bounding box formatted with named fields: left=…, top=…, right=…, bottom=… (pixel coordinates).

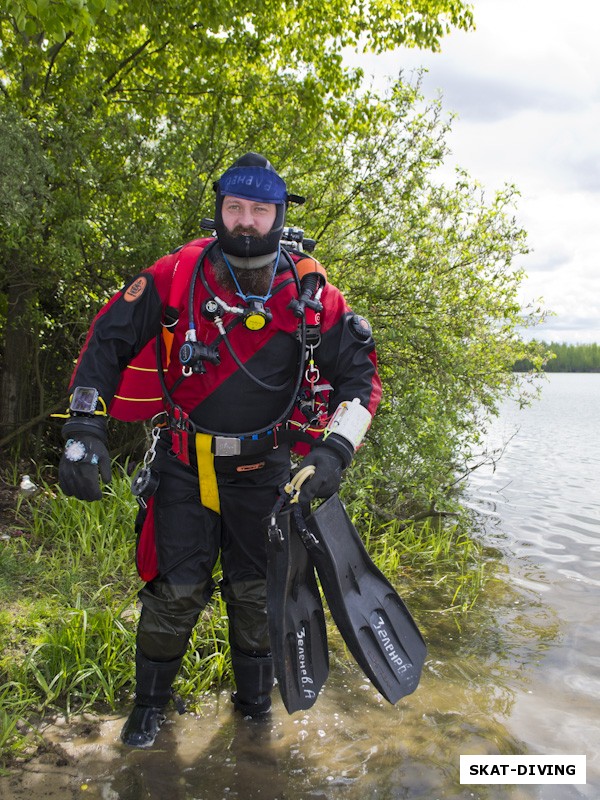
left=468, top=374, right=600, bottom=586
left=2, top=375, right=598, bottom=800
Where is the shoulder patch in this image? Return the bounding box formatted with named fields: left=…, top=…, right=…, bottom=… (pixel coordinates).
left=348, top=313, right=373, bottom=341
left=124, top=276, right=148, bottom=303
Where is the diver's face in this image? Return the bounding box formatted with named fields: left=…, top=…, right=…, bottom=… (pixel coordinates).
left=221, top=195, right=277, bottom=238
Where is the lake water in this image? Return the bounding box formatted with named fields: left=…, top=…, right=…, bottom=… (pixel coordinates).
left=2, top=373, right=598, bottom=799
left=464, top=372, right=600, bottom=797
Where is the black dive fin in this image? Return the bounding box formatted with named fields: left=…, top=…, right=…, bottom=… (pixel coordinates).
left=266, top=508, right=329, bottom=713
left=298, top=494, right=427, bottom=704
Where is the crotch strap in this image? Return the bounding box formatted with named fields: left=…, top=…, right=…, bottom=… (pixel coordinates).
left=195, top=433, right=221, bottom=514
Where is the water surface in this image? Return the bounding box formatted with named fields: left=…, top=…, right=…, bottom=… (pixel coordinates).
left=466, top=373, right=600, bottom=793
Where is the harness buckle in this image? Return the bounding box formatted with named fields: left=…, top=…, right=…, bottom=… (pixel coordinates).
left=214, top=436, right=242, bottom=457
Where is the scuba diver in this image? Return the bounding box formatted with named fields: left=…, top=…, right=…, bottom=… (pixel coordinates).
left=58, top=153, right=382, bottom=748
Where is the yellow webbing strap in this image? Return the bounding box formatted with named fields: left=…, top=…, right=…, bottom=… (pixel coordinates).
left=195, top=433, right=221, bottom=514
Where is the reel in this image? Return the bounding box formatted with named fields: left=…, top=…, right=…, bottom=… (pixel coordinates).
left=131, top=466, right=160, bottom=506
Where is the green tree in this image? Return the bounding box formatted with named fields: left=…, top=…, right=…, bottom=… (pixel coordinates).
left=0, top=0, right=474, bottom=443
left=2, top=0, right=549, bottom=519
left=271, top=82, right=548, bottom=515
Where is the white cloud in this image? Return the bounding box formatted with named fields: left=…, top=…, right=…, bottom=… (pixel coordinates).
left=345, top=0, right=600, bottom=343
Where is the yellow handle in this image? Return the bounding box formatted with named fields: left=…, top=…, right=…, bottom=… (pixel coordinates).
left=284, top=465, right=316, bottom=503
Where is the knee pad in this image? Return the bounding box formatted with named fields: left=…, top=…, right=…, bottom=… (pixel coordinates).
left=222, top=578, right=270, bottom=653
left=137, top=579, right=215, bottom=660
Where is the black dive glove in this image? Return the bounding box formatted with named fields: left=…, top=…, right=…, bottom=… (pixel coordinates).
left=299, top=443, right=346, bottom=503
left=59, top=416, right=111, bottom=501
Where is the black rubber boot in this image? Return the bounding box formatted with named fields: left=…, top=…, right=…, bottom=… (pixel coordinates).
left=120, top=705, right=166, bottom=748
left=120, top=651, right=182, bottom=748
left=230, top=648, right=274, bottom=718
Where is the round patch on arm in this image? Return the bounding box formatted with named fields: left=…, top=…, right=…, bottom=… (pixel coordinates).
left=123, top=276, right=148, bottom=303
left=348, top=314, right=373, bottom=341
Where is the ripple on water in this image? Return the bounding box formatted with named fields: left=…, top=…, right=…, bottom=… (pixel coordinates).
left=464, top=375, right=600, bottom=795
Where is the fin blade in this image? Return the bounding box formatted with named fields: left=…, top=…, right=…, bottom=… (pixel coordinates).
left=304, top=494, right=427, bottom=704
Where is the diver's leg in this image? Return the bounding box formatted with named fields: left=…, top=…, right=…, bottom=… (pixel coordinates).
left=122, top=449, right=220, bottom=746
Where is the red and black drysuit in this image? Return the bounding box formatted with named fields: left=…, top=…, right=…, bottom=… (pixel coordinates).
left=68, top=237, right=381, bottom=709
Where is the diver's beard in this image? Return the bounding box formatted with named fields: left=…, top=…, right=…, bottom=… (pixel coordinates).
left=212, top=253, right=275, bottom=297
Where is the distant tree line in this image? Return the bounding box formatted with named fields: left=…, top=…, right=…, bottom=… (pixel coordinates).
left=514, top=342, right=600, bottom=372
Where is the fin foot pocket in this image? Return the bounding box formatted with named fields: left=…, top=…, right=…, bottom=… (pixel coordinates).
left=267, top=508, right=329, bottom=713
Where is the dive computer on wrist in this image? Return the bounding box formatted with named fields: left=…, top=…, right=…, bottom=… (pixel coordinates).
left=69, top=387, right=100, bottom=416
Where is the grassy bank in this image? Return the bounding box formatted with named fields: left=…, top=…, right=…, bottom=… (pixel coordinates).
left=0, top=466, right=486, bottom=767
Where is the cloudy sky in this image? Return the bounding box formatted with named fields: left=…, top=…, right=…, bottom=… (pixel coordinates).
left=347, top=0, right=599, bottom=344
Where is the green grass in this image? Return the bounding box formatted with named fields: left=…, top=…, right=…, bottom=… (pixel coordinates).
left=362, top=513, right=488, bottom=613
left=0, top=466, right=488, bottom=765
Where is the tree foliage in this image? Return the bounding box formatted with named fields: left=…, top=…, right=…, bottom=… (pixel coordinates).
left=273, top=83, right=549, bottom=513
left=0, top=0, right=474, bottom=432
left=0, top=0, right=551, bottom=517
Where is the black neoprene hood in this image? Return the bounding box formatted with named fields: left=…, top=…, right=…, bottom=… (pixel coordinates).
left=214, top=152, right=287, bottom=268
